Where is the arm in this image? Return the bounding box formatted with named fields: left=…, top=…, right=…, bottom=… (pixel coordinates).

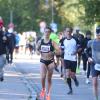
left=36, top=40, right=41, bottom=55
left=86, top=40, right=93, bottom=63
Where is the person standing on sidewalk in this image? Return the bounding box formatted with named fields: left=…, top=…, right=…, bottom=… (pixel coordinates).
left=0, top=21, right=7, bottom=81
left=63, top=27, right=80, bottom=94
left=87, top=26, right=100, bottom=100
left=36, top=27, right=60, bottom=100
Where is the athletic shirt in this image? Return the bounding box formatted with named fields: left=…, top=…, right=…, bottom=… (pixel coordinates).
left=40, top=39, right=54, bottom=53
left=87, top=39, right=100, bottom=64
left=63, top=37, right=77, bottom=61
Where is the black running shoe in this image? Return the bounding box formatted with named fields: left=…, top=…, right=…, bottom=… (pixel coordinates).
left=67, top=90, right=73, bottom=95
left=0, top=77, right=4, bottom=82
left=75, top=80, right=79, bottom=87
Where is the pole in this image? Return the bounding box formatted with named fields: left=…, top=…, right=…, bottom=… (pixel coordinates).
left=51, top=0, right=54, bottom=23
left=10, top=10, right=13, bottom=23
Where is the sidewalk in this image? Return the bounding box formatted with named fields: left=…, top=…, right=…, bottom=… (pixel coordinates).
left=0, top=64, right=36, bottom=100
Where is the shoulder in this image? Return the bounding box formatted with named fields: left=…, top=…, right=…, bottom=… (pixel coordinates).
left=87, top=39, right=94, bottom=47
left=72, top=36, right=79, bottom=43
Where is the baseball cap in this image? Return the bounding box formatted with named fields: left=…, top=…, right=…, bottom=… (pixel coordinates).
left=96, top=27, right=100, bottom=35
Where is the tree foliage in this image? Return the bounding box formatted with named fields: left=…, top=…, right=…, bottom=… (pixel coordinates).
left=0, top=0, right=100, bottom=33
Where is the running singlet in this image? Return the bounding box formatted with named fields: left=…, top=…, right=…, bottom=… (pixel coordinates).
left=40, top=39, right=54, bottom=53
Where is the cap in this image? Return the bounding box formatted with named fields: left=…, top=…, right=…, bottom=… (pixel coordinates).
left=96, top=27, right=100, bottom=35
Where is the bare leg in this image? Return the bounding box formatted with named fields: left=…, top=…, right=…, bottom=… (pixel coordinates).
left=47, top=63, right=54, bottom=95
left=40, top=63, right=47, bottom=90
left=92, top=77, right=98, bottom=100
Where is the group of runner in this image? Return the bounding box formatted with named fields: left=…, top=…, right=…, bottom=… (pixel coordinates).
left=36, top=26, right=100, bottom=100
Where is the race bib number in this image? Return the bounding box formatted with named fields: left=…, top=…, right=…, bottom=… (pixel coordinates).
left=94, top=64, right=100, bottom=71
left=41, top=45, right=50, bottom=52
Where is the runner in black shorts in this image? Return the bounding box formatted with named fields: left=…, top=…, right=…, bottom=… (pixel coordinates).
left=36, top=27, right=60, bottom=100
left=63, top=27, right=79, bottom=95
left=87, top=26, right=100, bottom=100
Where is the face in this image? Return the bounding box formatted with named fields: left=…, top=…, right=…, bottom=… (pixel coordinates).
left=96, top=34, right=100, bottom=39
left=44, top=28, right=51, bottom=38
left=64, top=28, right=72, bottom=37
left=86, top=34, right=91, bottom=39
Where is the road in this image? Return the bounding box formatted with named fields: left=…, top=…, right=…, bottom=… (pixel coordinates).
left=13, top=54, right=100, bottom=100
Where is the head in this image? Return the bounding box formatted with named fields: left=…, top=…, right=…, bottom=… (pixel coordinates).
left=44, top=27, right=52, bottom=38
left=64, top=27, right=73, bottom=37
left=86, top=30, right=92, bottom=39
left=58, top=32, right=63, bottom=39
left=96, top=26, right=100, bottom=39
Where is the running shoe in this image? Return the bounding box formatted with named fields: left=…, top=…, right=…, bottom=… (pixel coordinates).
left=39, top=89, right=46, bottom=99
left=0, top=77, right=4, bottom=82
left=60, top=74, right=63, bottom=77
left=46, top=94, right=50, bottom=100
left=85, top=78, right=90, bottom=84
left=67, top=90, right=73, bottom=95
left=75, top=79, right=79, bottom=87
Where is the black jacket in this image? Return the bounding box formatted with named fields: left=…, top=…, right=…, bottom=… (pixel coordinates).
left=0, top=30, right=6, bottom=55
left=5, top=32, right=16, bottom=50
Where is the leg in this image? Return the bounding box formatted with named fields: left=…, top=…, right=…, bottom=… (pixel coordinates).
left=82, top=53, right=87, bottom=72
left=92, top=77, right=98, bottom=100
left=0, top=55, right=6, bottom=81
left=71, top=61, right=79, bottom=87
left=40, top=63, right=47, bottom=90
left=40, top=63, right=47, bottom=98
left=64, top=60, right=72, bottom=94
left=66, top=69, right=73, bottom=94
left=60, top=58, right=64, bottom=77
left=47, top=62, right=54, bottom=95
left=86, top=62, right=91, bottom=84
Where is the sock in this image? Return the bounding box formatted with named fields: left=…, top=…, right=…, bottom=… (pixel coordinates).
left=72, top=76, right=77, bottom=82
left=72, top=76, right=79, bottom=86
left=67, top=78, right=72, bottom=91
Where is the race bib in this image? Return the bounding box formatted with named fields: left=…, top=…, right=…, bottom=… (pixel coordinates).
left=41, top=45, right=50, bottom=52
left=94, top=64, right=100, bottom=71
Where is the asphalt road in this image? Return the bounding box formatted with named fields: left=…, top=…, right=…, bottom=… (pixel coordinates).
left=13, top=54, right=100, bottom=100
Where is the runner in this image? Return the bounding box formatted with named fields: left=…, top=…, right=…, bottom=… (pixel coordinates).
left=87, top=26, right=100, bottom=100
left=63, top=27, right=79, bottom=94
left=59, top=32, right=65, bottom=77
left=73, top=28, right=84, bottom=73
left=82, top=30, right=92, bottom=84
left=36, top=27, right=60, bottom=100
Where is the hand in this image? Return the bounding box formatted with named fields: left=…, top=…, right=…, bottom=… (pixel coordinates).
left=88, top=57, right=93, bottom=63
left=2, top=36, right=7, bottom=40
left=36, top=50, right=40, bottom=55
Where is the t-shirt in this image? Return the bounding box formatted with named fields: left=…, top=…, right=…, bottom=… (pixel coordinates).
left=50, top=33, right=59, bottom=44
left=63, top=37, right=78, bottom=61
left=87, top=39, right=100, bottom=64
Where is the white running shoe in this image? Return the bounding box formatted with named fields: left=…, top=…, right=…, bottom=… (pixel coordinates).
left=85, top=78, right=90, bottom=84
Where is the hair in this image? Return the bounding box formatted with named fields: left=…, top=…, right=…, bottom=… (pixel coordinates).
left=45, top=26, right=52, bottom=32
left=65, top=27, right=73, bottom=33
left=86, top=30, right=92, bottom=35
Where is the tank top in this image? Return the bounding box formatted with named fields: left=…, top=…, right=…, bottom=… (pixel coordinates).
left=40, top=39, right=54, bottom=53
